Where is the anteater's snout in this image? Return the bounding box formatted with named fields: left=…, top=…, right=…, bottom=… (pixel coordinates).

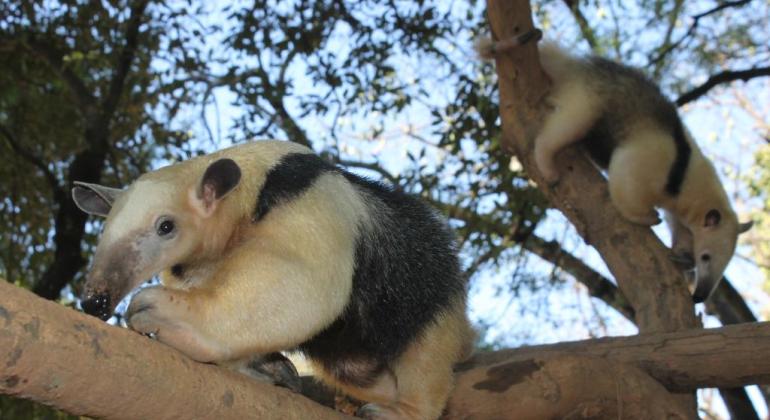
left=81, top=293, right=112, bottom=321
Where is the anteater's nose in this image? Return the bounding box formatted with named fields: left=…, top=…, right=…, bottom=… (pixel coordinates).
left=81, top=293, right=112, bottom=321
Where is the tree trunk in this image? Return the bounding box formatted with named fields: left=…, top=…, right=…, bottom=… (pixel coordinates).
left=483, top=0, right=700, bottom=415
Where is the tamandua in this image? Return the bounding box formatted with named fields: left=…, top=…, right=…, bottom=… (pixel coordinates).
left=478, top=39, right=752, bottom=302
left=72, top=140, right=474, bottom=419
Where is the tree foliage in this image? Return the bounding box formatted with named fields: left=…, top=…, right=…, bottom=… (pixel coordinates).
left=1, top=0, right=769, bottom=417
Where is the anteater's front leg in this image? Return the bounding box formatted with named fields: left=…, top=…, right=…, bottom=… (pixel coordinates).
left=127, top=239, right=353, bottom=363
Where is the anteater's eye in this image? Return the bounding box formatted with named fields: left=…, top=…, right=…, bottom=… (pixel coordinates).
left=701, top=253, right=711, bottom=262
left=156, top=218, right=175, bottom=237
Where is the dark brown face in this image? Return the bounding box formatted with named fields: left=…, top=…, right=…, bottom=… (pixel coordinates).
left=80, top=241, right=142, bottom=320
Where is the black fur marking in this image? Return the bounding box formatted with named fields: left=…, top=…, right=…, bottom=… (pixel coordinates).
left=201, top=158, right=242, bottom=199
left=171, top=264, right=184, bottom=278
left=253, top=153, right=332, bottom=221
left=582, top=116, right=616, bottom=168
left=252, top=153, right=465, bottom=386
left=665, top=120, right=691, bottom=195
left=581, top=57, right=691, bottom=196
left=296, top=168, right=466, bottom=387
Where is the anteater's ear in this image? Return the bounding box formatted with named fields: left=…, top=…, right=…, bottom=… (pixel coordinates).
left=192, top=158, right=242, bottom=218
left=72, top=182, right=123, bottom=217
left=738, top=221, right=754, bottom=234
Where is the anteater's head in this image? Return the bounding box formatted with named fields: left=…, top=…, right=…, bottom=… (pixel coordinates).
left=690, top=207, right=752, bottom=303
left=72, top=158, right=241, bottom=320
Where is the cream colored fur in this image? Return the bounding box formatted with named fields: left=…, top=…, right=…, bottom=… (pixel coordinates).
left=313, top=299, right=474, bottom=419
left=90, top=140, right=472, bottom=419
left=126, top=141, right=366, bottom=361
left=533, top=44, right=749, bottom=300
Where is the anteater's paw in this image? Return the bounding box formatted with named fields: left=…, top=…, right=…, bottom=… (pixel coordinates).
left=356, top=403, right=395, bottom=420
left=127, top=287, right=228, bottom=362
left=232, top=353, right=302, bottom=393
left=624, top=210, right=661, bottom=226
left=356, top=403, right=421, bottom=420
left=126, top=287, right=174, bottom=335
left=669, top=251, right=695, bottom=270
left=534, top=146, right=561, bottom=185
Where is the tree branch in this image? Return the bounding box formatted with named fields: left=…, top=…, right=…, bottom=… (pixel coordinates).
left=462, top=320, right=770, bottom=392
left=485, top=0, right=698, bottom=413
left=521, top=236, right=635, bottom=322
left=100, top=0, right=150, bottom=121
left=0, top=281, right=349, bottom=419
left=651, top=0, right=685, bottom=80
left=561, top=0, right=599, bottom=50
left=19, top=36, right=96, bottom=112
left=648, top=0, right=753, bottom=66
left=336, top=158, right=399, bottom=185
left=0, top=125, right=63, bottom=200
left=709, top=277, right=770, bottom=413
left=431, top=198, right=635, bottom=323
left=3, top=281, right=770, bottom=419
left=676, top=66, right=770, bottom=106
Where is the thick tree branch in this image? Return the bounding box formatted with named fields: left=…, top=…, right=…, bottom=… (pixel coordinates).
left=3, top=281, right=770, bottom=418
left=486, top=0, right=698, bottom=334
left=485, top=0, right=699, bottom=414
left=709, top=277, right=770, bottom=413
left=0, top=282, right=349, bottom=420
left=676, top=66, right=770, bottom=106
left=448, top=355, right=692, bottom=419
left=462, top=320, right=770, bottom=392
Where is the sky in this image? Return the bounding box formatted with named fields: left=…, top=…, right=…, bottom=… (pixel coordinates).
left=106, top=1, right=770, bottom=417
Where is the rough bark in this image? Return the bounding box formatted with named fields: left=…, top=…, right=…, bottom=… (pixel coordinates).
left=0, top=282, right=349, bottom=420
left=709, top=277, right=770, bottom=415
left=462, top=320, right=770, bottom=392
left=484, top=0, right=698, bottom=335
left=440, top=202, right=762, bottom=417
left=446, top=355, right=691, bottom=420
left=484, top=0, right=699, bottom=414
left=3, top=282, right=770, bottom=419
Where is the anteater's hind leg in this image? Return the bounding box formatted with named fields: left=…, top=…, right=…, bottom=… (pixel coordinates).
left=355, top=302, right=474, bottom=420
left=607, top=128, right=676, bottom=226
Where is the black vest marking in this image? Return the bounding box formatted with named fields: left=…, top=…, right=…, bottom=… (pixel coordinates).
left=297, top=172, right=465, bottom=385
left=664, top=120, right=691, bottom=195
left=583, top=56, right=692, bottom=197
left=251, top=152, right=465, bottom=386
left=582, top=116, right=616, bottom=168
left=253, top=153, right=335, bottom=222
